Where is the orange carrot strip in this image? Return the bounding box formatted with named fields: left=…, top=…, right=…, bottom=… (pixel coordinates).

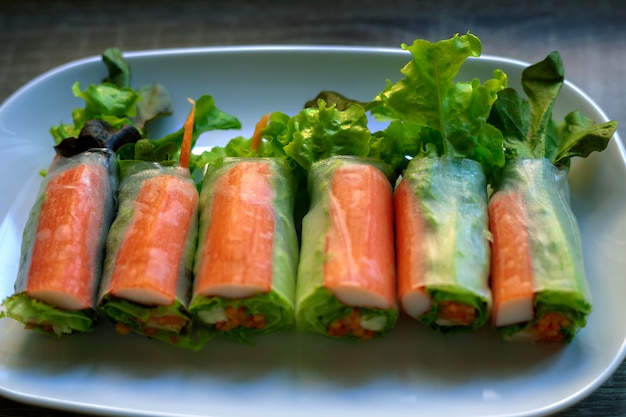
left=323, top=163, right=395, bottom=310
left=26, top=163, right=108, bottom=310
left=108, top=174, right=198, bottom=306
left=249, top=113, right=270, bottom=154
left=394, top=179, right=431, bottom=318
left=194, top=161, right=275, bottom=298
left=489, top=191, right=535, bottom=327
left=178, top=98, right=196, bottom=169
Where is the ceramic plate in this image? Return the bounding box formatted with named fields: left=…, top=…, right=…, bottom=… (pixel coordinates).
left=0, top=46, right=625, bottom=417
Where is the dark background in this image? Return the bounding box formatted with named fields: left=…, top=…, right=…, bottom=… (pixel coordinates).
left=1, top=1, right=625, bottom=416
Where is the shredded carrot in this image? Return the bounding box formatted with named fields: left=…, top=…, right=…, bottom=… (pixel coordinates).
left=437, top=300, right=476, bottom=326
left=179, top=98, right=196, bottom=169
left=249, top=113, right=270, bottom=154
left=214, top=305, right=266, bottom=331
left=327, top=308, right=377, bottom=340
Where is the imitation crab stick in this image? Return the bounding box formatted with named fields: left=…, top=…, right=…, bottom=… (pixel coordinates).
left=98, top=100, right=206, bottom=349
left=296, top=156, right=397, bottom=340
left=189, top=116, right=299, bottom=341
left=367, top=33, right=505, bottom=332
left=1, top=126, right=123, bottom=336
left=486, top=52, right=616, bottom=342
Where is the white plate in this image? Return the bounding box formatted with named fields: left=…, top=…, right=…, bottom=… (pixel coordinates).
left=1, top=46, right=625, bottom=417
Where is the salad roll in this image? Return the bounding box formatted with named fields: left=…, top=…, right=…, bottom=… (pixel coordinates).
left=98, top=162, right=201, bottom=348
left=2, top=147, right=117, bottom=335
left=295, top=156, right=398, bottom=339
left=487, top=52, right=617, bottom=342
left=395, top=156, right=491, bottom=331
left=189, top=157, right=299, bottom=342
left=368, top=33, right=507, bottom=332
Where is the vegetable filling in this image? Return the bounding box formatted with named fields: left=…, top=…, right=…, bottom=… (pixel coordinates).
left=114, top=313, right=189, bottom=336
left=527, top=312, right=572, bottom=343
left=327, top=308, right=386, bottom=340
left=199, top=305, right=267, bottom=332
left=435, top=301, right=477, bottom=327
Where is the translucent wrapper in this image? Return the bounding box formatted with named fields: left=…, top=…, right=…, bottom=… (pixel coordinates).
left=2, top=149, right=117, bottom=336
left=296, top=156, right=398, bottom=340
left=489, top=158, right=591, bottom=343
left=98, top=162, right=203, bottom=349
left=396, top=155, right=491, bottom=332
left=189, top=157, right=299, bottom=343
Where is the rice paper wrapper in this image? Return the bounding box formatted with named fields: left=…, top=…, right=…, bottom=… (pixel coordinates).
left=190, top=157, right=299, bottom=343
left=491, top=158, right=591, bottom=342
left=2, top=149, right=117, bottom=335
left=397, top=155, right=492, bottom=331
left=98, top=162, right=203, bottom=349
left=295, top=156, right=398, bottom=340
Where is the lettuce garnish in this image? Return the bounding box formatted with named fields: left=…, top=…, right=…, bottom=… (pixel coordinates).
left=367, top=32, right=507, bottom=182
left=487, top=51, right=618, bottom=170
left=50, top=47, right=174, bottom=144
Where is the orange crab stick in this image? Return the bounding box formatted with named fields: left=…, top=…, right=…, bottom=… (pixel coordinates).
left=488, top=190, right=534, bottom=328
left=194, top=161, right=275, bottom=298
left=26, top=160, right=109, bottom=311
left=295, top=156, right=398, bottom=340
left=394, top=179, right=430, bottom=319
left=323, top=162, right=396, bottom=310
left=105, top=174, right=198, bottom=306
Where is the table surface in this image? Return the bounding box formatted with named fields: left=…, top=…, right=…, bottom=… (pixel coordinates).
left=1, top=1, right=625, bottom=416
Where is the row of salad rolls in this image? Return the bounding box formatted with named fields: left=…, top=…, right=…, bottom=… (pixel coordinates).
left=1, top=33, right=618, bottom=349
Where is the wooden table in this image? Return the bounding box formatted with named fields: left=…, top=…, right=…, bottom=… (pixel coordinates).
left=1, top=0, right=625, bottom=416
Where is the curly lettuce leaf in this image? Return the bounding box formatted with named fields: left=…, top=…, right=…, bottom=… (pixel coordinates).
left=303, top=90, right=367, bottom=111
left=1, top=293, right=97, bottom=336
left=367, top=120, right=423, bottom=173
left=282, top=99, right=371, bottom=171
left=368, top=33, right=506, bottom=181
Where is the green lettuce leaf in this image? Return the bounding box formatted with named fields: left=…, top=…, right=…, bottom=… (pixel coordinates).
left=133, top=83, right=174, bottom=130
left=368, top=33, right=507, bottom=182
left=296, top=287, right=398, bottom=339
left=100, top=296, right=210, bottom=350
left=150, top=94, right=240, bottom=154
left=550, top=111, right=617, bottom=166
left=498, top=290, right=590, bottom=343
left=189, top=290, right=295, bottom=344
left=281, top=99, right=371, bottom=171
left=102, top=47, right=131, bottom=87
left=50, top=47, right=174, bottom=144
left=117, top=94, right=241, bottom=178
left=487, top=51, right=618, bottom=168
left=419, top=287, right=490, bottom=332
left=1, top=293, right=97, bottom=336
